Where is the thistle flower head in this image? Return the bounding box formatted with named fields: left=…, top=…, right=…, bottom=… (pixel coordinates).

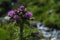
left=8, top=10, right=15, bottom=17
left=13, top=15, right=20, bottom=20
left=25, top=11, right=32, bottom=19
left=18, top=5, right=25, bottom=11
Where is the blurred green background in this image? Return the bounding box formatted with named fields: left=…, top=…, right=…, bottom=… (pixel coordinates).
left=0, top=0, right=60, bottom=40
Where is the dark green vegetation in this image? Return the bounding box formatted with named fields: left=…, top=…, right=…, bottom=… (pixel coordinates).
left=0, top=0, right=60, bottom=40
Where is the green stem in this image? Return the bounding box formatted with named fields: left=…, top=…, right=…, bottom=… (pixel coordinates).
left=19, top=23, right=24, bottom=40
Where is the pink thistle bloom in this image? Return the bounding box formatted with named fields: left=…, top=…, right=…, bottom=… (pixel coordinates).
left=8, top=10, right=16, bottom=17
left=18, top=5, right=25, bottom=11
left=25, top=11, right=32, bottom=19
left=13, top=15, right=20, bottom=20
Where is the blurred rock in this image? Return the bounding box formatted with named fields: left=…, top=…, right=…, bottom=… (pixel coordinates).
left=0, top=16, right=11, bottom=23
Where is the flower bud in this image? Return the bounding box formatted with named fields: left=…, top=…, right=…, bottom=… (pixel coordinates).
left=8, top=10, right=16, bottom=17
left=13, top=15, right=19, bottom=20
left=18, top=5, right=25, bottom=11
left=25, top=11, right=32, bottom=19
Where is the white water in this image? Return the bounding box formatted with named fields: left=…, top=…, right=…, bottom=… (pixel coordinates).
left=37, top=23, right=60, bottom=40
left=0, top=16, right=11, bottom=23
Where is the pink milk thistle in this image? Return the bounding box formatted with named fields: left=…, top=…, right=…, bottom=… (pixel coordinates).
left=8, top=10, right=16, bottom=17
left=13, top=15, right=20, bottom=20
left=18, top=5, right=25, bottom=11
left=25, top=11, right=32, bottom=19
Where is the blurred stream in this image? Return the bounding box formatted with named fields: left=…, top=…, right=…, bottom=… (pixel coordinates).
left=37, top=23, right=60, bottom=40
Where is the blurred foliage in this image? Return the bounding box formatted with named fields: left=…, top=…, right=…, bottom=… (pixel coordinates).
left=0, top=28, right=9, bottom=40
left=0, top=0, right=60, bottom=40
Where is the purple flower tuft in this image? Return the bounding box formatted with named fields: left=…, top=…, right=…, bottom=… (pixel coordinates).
left=8, top=10, right=15, bottom=17
left=25, top=11, right=32, bottom=19
left=13, top=15, right=19, bottom=20
left=18, top=5, right=25, bottom=11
